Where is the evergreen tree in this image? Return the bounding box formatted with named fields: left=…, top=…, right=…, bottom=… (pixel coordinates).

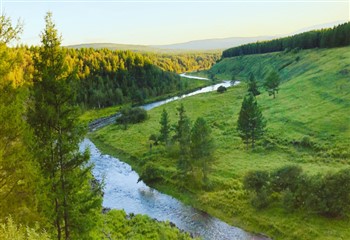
left=176, top=104, right=191, bottom=175
left=0, top=14, right=40, bottom=224
left=28, top=12, right=101, bottom=239
left=237, top=94, right=266, bottom=148
left=191, top=117, right=214, bottom=182
left=159, top=109, right=170, bottom=144
left=247, top=73, right=260, bottom=96
left=264, top=71, right=280, bottom=98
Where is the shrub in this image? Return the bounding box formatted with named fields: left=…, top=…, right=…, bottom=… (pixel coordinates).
left=243, top=170, right=270, bottom=192
left=138, top=162, right=162, bottom=184
left=117, top=107, right=148, bottom=126
left=217, top=85, right=227, bottom=93
left=271, top=165, right=302, bottom=192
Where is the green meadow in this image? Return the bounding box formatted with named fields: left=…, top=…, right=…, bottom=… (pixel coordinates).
left=90, top=46, right=350, bottom=239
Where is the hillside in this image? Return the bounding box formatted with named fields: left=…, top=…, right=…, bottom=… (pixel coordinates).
left=90, top=46, right=350, bottom=239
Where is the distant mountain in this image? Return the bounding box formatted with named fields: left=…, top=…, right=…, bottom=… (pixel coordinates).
left=66, top=21, right=348, bottom=52
left=151, top=36, right=275, bottom=50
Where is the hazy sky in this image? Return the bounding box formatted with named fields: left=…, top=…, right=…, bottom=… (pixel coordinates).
left=1, top=0, right=349, bottom=46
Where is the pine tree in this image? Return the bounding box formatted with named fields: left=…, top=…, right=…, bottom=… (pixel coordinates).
left=247, top=73, right=260, bottom=96
left=176, top=104, right=191, bottom=175
left=237, top=94, right=266, bottom=148
left=28, top=12, right=101, bottom=239
left=159, top=109, right=170, bottom=144
left=191, top=117, right=214, bottom=182
left=0, top=14, right=40, bottom=224
left=264, top=71, right=280, bottom=98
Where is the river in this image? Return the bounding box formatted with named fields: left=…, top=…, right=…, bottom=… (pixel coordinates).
left=82, top=76, right=269, bottom=239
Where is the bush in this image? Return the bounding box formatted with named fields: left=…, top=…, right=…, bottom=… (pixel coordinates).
left=243, top=170, right=270, bottom=192
left=116, top=107, right=148, bottom=126
left=217, top=85, right=227, bottom=93
left=138, top=162, right=162, bottom=184
left=271, top=165, right=302, bottom=192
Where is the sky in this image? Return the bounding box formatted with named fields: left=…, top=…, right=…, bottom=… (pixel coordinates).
left=1, top=0, right=349, bottom=46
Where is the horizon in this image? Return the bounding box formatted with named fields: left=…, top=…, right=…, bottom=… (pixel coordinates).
left=1, top=0, right=349, bottom=46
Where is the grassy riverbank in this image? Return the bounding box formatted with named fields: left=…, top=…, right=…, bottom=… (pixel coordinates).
left=89, top=46, right=350, bottom=239
left=79, top=77, right=211, bottom=124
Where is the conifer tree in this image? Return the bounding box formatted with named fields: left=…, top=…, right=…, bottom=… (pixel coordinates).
left=159, top=109, right=170, bottom=144
left=0, top=14, right=40, bottom=224
left=191, top=117, right=214, bottom=182
left=247, top=73, right=260, bottom=96
left=237, top=94, right=266, bottom=148
left=264, top=71, right=280, bottom=98
left=176, top=104, right=191, bottom=175
left=28, top=12, right=101, bottom=239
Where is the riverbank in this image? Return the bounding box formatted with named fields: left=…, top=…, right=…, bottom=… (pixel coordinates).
left=79, top=76, right=211, bottom=125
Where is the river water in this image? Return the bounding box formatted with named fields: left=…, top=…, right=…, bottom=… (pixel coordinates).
left=82, top=77, right=269, bottom=239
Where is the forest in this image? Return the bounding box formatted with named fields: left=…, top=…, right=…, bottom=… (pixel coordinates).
left=222, top=22, right=350, bottom=58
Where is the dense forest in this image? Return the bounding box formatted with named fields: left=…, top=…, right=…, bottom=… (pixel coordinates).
left=222, top=22, right=350, bottom=58
left=15, top=46, right=218, bottom=110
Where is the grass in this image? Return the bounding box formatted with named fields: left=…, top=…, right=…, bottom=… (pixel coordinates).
left=89, top=46, right=350, bottom=239
left=78, top=77, right=210, bottom=124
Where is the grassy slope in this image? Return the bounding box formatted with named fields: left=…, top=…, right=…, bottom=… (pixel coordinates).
left=89, top=46, right=350, bottom=239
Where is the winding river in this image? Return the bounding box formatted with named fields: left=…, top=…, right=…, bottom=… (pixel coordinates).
left=81, top=77, right=269, bottom=240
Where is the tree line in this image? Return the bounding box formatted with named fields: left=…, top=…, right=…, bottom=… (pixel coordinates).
left=222, top=22, right=350, bottom=58
left=13, top=45, right=218, bottom=110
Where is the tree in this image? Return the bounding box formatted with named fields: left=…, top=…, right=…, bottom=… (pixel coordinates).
left=264, top=71, right=280, bottom=98
left=0, top=14, right=40, bottom=224
left=159, top=109, right=170, bottom=144
left=247, top=73, right=260, bottom=96
left=191, top=117, right=214, bottom=182
left=28, top=12, right=101, bottom=239
left=176, top=104, right=191, bottom=175
left=237, top=94, right=266, bottom=148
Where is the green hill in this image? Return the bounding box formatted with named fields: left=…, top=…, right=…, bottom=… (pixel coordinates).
left=90, top=46, right=350, bottom=239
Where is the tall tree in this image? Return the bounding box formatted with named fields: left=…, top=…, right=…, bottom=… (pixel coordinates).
left=237, top=94, right=266, bottom=148
left=28, top=12, right=101, bottom=239
left=247, top=73, right=260, bottom=96
left=159, top=109, right=170, bottom=144
left=0, top=14, right=40, bottom=224
left=176, top=104, right=191, bottom=175
left=264, top=71, right=280, bottom=99
left=191, top=117, right=214, bottom=182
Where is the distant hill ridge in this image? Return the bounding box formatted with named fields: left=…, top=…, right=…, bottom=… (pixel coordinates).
left=66, top=20, right=347, bottom=52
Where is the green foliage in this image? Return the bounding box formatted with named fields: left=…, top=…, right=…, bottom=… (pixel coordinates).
left=244, top=167, right=350, bottom=218
left=0, top=217, right=50, bottom=240
left=102, top=210, right=194, bottom=240
left=222, top=22, right=350, bottom=58
left=271, top=165, right=302, bottom=192
left=264, top=71, right=280, bottom=98
left=191, top=117, right=214, bottom=182
left=0, top=14, right=41, bottom=225
left=176, top=104, right=192, bottom=175
left=217, top=85, right=227, bottom=93
left=117, top=107, right=148, bottom=129
left=28, top=12, right=102, bottom=239
left=243, top=170, right=270, bottom=192
left=159, top=109, right=170, bottom=144
left=237, top=94, right=266, bottom=148
left=247, top=73, right=260, bottom=96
